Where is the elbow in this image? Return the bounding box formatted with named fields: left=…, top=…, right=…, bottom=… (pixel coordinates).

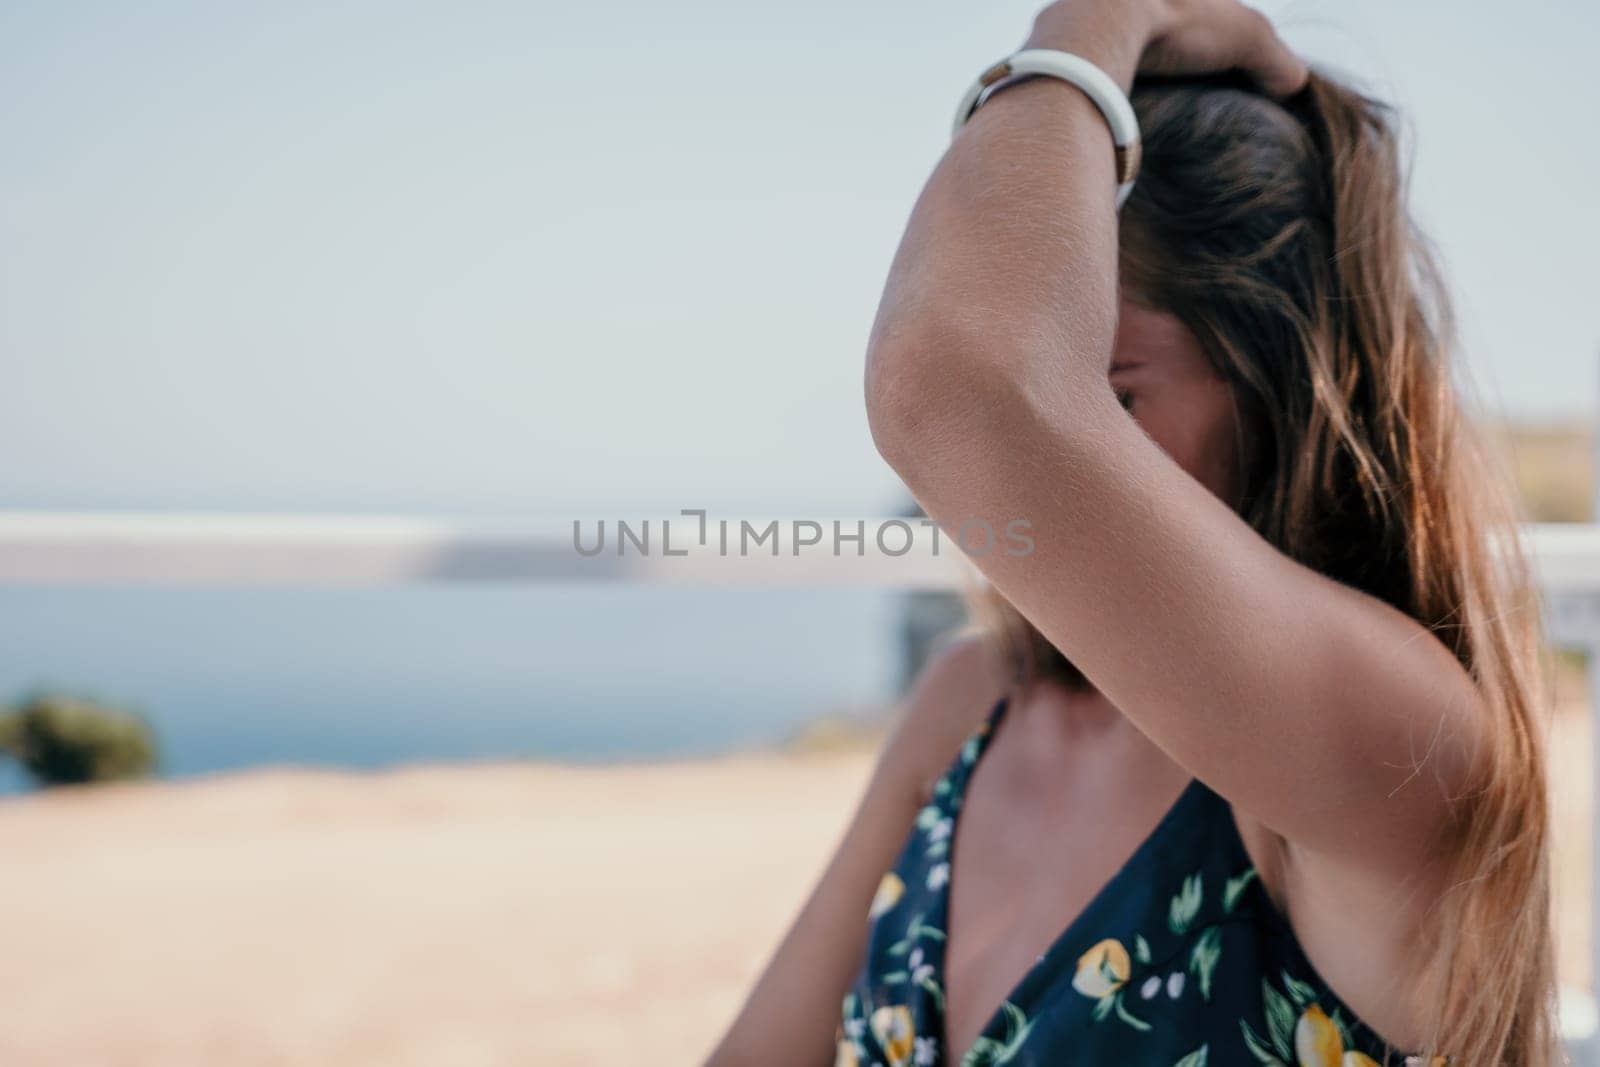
left=864, top=327, right=976, bottom=488
left=864, top=308, right=1019, bottom=481
left=865, top=314, right=1101, bottom=489
left=864, top=333, right=933, bottom=480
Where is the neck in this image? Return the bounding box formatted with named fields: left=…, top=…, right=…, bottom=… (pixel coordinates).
left=1020, top=676, right=1135, bottom=740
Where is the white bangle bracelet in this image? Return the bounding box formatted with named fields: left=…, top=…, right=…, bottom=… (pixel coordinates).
left=952, top=49, right=1142, bottom=209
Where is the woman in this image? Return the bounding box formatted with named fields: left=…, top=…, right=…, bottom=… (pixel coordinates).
left=711, top=1, right=1555, bottom=1064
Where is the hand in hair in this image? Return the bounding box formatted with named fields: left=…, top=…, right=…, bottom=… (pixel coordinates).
left=1024, top=0, right=1307, bottom=98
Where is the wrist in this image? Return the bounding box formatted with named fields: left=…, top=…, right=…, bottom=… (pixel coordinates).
left=1022, top=2, right=1152, bottom=91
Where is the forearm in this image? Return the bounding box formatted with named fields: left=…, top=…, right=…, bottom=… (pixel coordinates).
left=864, top=9, right=1149, bottom=470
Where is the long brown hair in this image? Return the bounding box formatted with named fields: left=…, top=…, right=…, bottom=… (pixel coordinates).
left=981, top=70, right=1556, bottom=1064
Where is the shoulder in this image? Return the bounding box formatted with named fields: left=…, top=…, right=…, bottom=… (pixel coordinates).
left=878, top=630, right=1011, bottom=806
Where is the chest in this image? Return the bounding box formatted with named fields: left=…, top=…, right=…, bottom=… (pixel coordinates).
left=939, top=716, right=1192, bottom=1057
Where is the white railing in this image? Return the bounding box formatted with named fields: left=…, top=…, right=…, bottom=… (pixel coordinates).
left=0, top=512, right=979, bottom=587
left=3, top=511, right=1599, bottom=1060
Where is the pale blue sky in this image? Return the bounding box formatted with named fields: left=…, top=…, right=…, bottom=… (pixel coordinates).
left=4, top=0, right=1597, bottom=517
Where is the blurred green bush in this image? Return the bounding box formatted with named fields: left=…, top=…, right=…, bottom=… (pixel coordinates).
left=0, top=693, right=158, bottom=787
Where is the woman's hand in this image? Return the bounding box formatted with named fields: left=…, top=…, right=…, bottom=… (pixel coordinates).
left=1140, top=0, right=1307, bottom=96
left=1024, top=0, right=1307, bottom=98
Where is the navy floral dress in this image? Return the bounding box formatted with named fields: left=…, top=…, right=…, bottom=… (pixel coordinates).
left=837, top=699, right=1412, bottom=1067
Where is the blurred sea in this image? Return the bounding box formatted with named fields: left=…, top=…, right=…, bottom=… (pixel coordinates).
left=0, top=586, right=904, bottom=794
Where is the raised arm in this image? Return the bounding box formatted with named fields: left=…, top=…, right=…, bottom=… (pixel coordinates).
left=864, top=1, right=1482, bottom=884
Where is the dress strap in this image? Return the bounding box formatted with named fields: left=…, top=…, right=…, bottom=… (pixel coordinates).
left=935, top=696, right=1009, bottom=815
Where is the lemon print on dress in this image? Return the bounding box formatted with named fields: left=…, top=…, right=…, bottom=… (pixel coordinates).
left=1072, top=938, right=1151, bottom=1031
left=1072, top=938, right=1132, bottom=998
left=869, top=872, right=905, bottom=919
left=869, top=1005, right=916, bottom=1067
left=1294, top=1004, right=1387, bottom=1067
left=1293, top=1004, right=1344, bottom=1066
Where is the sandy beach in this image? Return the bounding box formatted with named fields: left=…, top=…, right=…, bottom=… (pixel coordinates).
left=0, top=749, right=873, bottom=1067
left=0, top=702, right=1590, bottom=1067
